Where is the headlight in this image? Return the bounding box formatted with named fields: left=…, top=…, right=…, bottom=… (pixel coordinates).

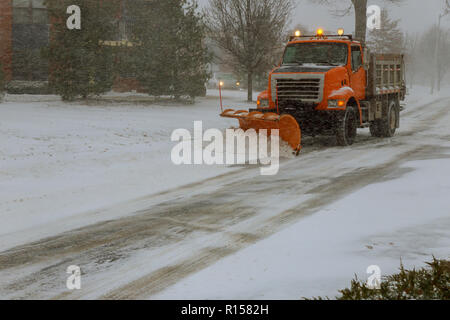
left=328, top=99, right=345, bottom=108
left=328, top=100, right=338, bottom=108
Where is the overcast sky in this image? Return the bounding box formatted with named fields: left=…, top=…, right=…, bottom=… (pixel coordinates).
left=199, top=0, right=450, bottom=36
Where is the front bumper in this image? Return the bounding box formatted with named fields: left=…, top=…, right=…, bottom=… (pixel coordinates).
left=280, top=102, right=343, bottom=136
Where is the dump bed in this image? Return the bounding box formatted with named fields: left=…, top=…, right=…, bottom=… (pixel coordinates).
left=366, top=53, right=406, bottom=100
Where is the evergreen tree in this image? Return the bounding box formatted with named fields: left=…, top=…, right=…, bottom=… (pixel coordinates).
left=367, top=8, right=405, bottom=54
left=44, top=0, right=120, bottom=101
left=175, top=1, right=211, bottom=101
left=127, top=0, right=176, bottom=97
left=128, top=0, right=210, bottom=100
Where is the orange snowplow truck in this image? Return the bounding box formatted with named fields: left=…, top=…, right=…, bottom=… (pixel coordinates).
left=221, top=30, right=406, bottom=154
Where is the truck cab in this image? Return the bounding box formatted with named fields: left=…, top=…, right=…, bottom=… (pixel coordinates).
left=257, top=30, right=405, bottom=146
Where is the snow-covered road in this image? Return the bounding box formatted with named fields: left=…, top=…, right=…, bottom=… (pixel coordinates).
left=0, top=88, right=449, bottom=299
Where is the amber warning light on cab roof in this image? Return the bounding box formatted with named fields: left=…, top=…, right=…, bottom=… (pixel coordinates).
left=289, top=28, right=352, bottom=41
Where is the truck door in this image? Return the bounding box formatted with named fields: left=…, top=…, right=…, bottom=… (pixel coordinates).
left=350, top=45, right=366, bottom=100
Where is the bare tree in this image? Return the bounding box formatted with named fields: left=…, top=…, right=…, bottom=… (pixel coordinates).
left=416, top=25, right=450, bottom=93
left=290, top=23, right=312, bottom=36
left=205, top=0, right=295, bottom=102
left=435, top=0, right=450, bottom=92
left=311, top=0, right=403, bottom=43
left=405, top=0, right=450, bottom=92
left=404, top=32, right=419, bottom=89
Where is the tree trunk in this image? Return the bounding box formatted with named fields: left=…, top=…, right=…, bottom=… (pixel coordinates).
left=438, top=72, right=442, bottom=92
left=436, top=17, right=441, bottom=92
left=352, top=0, right=368, bottom=43
left=247, top=71, right=253, bottom=102
left=431, top=75, right=435, bottom=94
left=246, top=0, right=253, bottom=102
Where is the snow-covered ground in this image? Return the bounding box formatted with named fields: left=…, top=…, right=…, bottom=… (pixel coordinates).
left=0, top=90, right=250, bottom=250
left=0, top=86, right=449, bottom=299
left=154, top=158, right=450, bottom=299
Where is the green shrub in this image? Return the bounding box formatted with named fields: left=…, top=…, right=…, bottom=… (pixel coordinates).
left=335, top=259, right=449, bottom=300
left=6, top=81, right=53, bottom=95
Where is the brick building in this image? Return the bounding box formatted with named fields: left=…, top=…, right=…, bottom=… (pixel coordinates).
left=0, top=0, right=134, bottom=90
left=0, top=0, right=49, bottom=82
left=0, top=0, right=211, bottom=93
left=0, top=0, right=14, bottom=81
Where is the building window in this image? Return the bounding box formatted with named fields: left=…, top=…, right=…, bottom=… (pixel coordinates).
left=12, top=0, right=49, bottom=81
left=13, top=0, right=48, bottom=24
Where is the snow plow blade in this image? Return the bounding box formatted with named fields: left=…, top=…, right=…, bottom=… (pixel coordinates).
left=221, top=109, right=302, bottom=154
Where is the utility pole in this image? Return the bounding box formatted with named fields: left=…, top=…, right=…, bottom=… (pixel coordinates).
left=435, top=7, right=449, bottom=93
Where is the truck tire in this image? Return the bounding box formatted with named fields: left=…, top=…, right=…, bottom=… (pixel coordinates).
left=369, top=120, right=382, bottom=137
left=336, top=106, right=357, bottom=146
left=380, top=100, right=399, bottom=137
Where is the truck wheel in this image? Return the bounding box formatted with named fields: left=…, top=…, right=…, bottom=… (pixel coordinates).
left=369, top=120, right=382, bottom=137
left=336, top=106, right=357, bottom=146
left=380, top=100, right=399, bottom=137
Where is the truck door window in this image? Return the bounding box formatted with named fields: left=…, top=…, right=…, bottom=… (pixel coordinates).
left=351, top=46, right=362, bottom=72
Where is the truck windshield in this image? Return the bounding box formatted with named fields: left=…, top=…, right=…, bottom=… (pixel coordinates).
left=282, top=43, right=348, bottom=66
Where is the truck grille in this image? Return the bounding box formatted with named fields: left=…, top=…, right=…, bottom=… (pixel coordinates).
left=276, top=78, right=321, bottom=101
